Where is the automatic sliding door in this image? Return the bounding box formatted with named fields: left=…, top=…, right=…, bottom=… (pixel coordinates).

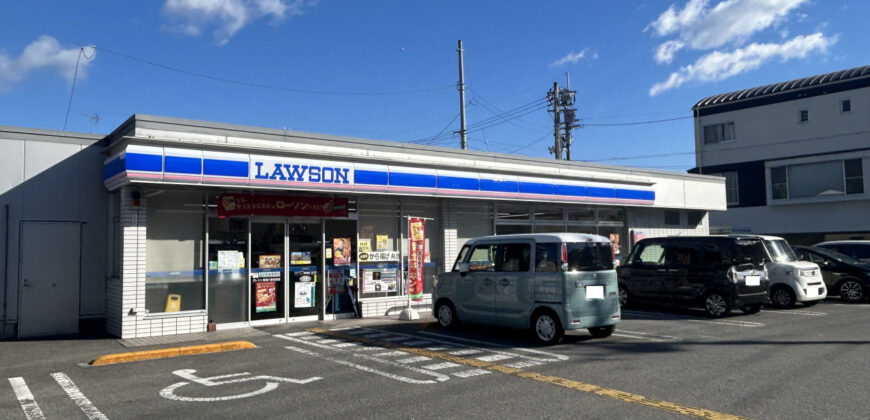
left=288, top=223, right=322, bottom=317
left=251, top=222, right=285, bottom=321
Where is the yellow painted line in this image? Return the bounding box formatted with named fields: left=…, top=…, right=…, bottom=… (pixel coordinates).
left=310, top=328, right=749, bottom=420
left=90, top=341, right=256, bottom=366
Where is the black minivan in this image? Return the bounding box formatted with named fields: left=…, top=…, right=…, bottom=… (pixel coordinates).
left=616, top=236, right=770, bottom=317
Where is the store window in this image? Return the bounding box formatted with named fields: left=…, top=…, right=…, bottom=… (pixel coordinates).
left=207, top=217, right=247, bottom=324
left=402, top=199, right=442, bottom=295
left=358, top=198, right=399, bottom=299
left=496, top=224, right=532, bottom=234
left=664, top=210, right=681, bottom=226
left=599, top=208, right=625, bottom=224
left=567, top=207, right=595, bottom=223
left=497, top=205, right=530, bottom=222
left=145, top=190, right=205, bottom=313
left=326, top=220, right=355, bottom=315
left=533, top=207, right=563, bottom=222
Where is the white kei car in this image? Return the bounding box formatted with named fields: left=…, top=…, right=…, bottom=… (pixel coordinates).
left=755, top=235, right=827, bottom=307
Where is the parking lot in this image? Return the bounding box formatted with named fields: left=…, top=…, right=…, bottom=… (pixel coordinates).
left=1, top=299, right=867, bottom=420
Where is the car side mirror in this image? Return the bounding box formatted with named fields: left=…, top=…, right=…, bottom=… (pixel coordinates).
left=458, top=263, right=470, bottom=275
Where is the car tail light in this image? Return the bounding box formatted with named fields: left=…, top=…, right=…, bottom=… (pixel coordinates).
left=561, top=243, right=569, bottom=271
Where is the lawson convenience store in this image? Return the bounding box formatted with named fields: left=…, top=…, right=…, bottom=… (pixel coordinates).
left=0, top=115, right=726, bottom=339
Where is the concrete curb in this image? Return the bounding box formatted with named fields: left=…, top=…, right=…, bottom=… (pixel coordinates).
left=90, top=341, right=256, bottom=366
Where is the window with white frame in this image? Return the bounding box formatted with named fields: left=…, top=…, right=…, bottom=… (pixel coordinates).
left=703, top=122, right=735, bottom=144
left=770, top=159, right=864, bottom=200
left=717, top=172, right=739, bottom=206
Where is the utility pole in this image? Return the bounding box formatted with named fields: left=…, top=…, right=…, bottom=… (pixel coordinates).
left=548, top=82, right=562, bottom=160
left=457, top=40, right=468, bottom=150
left=565, top=73, right=573, bottom=161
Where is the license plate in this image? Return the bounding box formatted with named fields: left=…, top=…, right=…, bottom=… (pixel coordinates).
left=745, top=275, right=760, bottom=286
left=806, top=287, right=818, bottom=298
left=586, top=285, right=604, bottom=300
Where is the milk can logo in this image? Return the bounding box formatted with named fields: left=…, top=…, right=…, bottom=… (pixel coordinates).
left=252, top=160, right=352, bottom=185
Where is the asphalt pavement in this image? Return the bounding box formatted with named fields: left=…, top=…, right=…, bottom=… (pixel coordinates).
left=0, top=299, right=868, bottom=420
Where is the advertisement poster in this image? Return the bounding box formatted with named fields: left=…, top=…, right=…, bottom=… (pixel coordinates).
left=408, top=218, right=426, bottom=301
left=294, top=282, right=316, bottom=308
left=609, top=234, right=620, bottom=255
left=376, top=235, right=389, bottom=251
left=362, top=268, right=398, bottom=294
left=291, top=251, right=312, bottom=265
left=255, top=281, right=277, bottom=313
left=293, top=270, right=317, bottom=282
left=328, top=270, right=346, bottom=295
left=631, top=230, right=645, bottom=244
left=333, top=238, right=352, bottom=266
left=258, top=254, right=281, bottom=268
left=218, top=250, right=242, bottom=270
left=358, top=239, right=372, bottom=262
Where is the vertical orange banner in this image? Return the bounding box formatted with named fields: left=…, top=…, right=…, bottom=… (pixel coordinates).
left=408, top=218, right=426, bottom=301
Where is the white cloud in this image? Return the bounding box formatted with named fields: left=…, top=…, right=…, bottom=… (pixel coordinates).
left=648, top=0, right=809, bottom=61
left=163, top=0, right=316, bottom=45
left=649, top=32, right=835, bottom=96
left=549, top=48, right=589, bottom=67
left=654, top=40, right=685, bottom=64
left=0, top=36, right=94, bottom=90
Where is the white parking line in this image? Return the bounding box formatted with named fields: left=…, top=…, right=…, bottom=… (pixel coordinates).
left=397, top=356, right=432, bottom=364
left=448, top=349, right=483, bottom=356
left=451, top=369, right=490, bottom=378
left=612, top=329, right=681, bottom=342
left=285, top=346, right=443, bottom=385
left=622, top=310, right=765, bottom=327
left=476, top=354, right=513, bottom=362
left=51, top=372, right=109, bottom=420
left=761, top=309, right=827, bottom=316
left=8, top=377, right=45, bottom=420
left=423, top=362, right=460, bottom=370
left=417, top=331, right=569, bottom=361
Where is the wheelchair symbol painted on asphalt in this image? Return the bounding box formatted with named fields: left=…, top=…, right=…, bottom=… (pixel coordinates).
left=160, top=369, right=322, bottom=402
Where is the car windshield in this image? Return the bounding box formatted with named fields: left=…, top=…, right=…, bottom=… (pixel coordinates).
left=763, top=239, right=797, bottom=262
left=565, top=242, right=613, bottom=271
left=812, top=247, right=866, bottom=266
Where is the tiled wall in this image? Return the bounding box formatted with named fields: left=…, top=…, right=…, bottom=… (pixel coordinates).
left=360, top=295, right=433, bottom=318
left=627, top=208, right=710, bottom=239
left=108, top=187, right=207, bottom=338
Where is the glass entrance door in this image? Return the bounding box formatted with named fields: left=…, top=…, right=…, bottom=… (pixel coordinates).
left=208, top=217, right=248, bottom=324
left=288, top=223, right=322, bottom=318
left=251, top=222, right=285, bottom=321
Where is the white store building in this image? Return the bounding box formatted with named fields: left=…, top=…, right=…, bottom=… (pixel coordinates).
left=1, top=115, right=724, bottom=339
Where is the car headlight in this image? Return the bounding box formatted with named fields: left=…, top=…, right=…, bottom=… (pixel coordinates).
left=799, top=269, right=817, bottom=277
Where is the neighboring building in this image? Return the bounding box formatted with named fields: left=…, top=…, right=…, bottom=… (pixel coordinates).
left=1, top=115, right=725, bottom=339
left=691, top=65, right=870, bottom=245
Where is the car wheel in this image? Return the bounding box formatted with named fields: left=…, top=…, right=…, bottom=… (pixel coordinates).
left=740, top=303, right=762, bottom=314
left=704, top=293, right=732, bottom=318
left=617, top=285, right=629, bottom=307
left=770, top=286, right=796, bottom=308
left=588, top=325, right=614, bottom=338
left=532, top=311, right=564, bottom=345
left=436, top=301, right=457, bottom=328
left=839, top=280, right=865, bottom=303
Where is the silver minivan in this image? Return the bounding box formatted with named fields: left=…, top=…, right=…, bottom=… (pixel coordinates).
left=433, top=233, right=621, bottom=344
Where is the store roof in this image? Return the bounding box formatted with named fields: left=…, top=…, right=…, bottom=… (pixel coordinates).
left=693, top=65, right=870, bottom=116
left=105, top=113, right=719, bottom=183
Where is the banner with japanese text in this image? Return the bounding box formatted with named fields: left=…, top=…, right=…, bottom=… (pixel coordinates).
left=218, top=194, right=348, bottom=218
left=408, top=218, right=425, bottom=301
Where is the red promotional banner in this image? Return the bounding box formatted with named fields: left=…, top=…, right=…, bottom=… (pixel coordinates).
left=218, top=194, right=348, bottom=218
left=408, top=218, right=425, bottom=301
left=255, top=281, right=277, bottom=313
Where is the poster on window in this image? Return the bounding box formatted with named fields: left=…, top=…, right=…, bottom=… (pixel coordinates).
left=218, top=250, right=242, bottom=270
left=291, top=251, right=312, bottom=265
left=294, top=282, right=316, bottom=308
left=408, top=218, right=426, bottom=301
left=328, top=270, right=346, bottom=295
left=258, top=254, right=282, bottom=268
left=293, top=270, right=317, bottom=282
left=333, top=238, right=351, bottom=266
left=608, top=234, right=620, bottom=255
left=362, top=268, right=398, bottom=294
left=376, top=235, right=389, bottom=251
left=255, top=281, right=277, bottom=313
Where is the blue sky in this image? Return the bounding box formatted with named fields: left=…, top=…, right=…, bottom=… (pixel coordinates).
left=1, top=1, right=867, bottom=171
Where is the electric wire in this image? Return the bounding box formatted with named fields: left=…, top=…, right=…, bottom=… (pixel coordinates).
left=583, top=115, right=692, bottom=127
left=94, top=46, right=455, bottom=96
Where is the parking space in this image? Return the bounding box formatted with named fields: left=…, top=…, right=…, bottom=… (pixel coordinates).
left=1, top=299, right=868, bottom=420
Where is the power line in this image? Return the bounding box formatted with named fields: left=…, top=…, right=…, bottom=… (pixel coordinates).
left=583, top=115, right=691, bottom=127
left=406, top=113, right=460, bottom=144
left=468, top=87, right=550, bottom=130
left=584, top=129, right=870, bottom=163
left=94, top=46, right=455, bottom=96
left=507, top=133, right=551, bottom=154
left=406, top=97, right=546, bottom=145
left=63, top=46, right=96, bottom=130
